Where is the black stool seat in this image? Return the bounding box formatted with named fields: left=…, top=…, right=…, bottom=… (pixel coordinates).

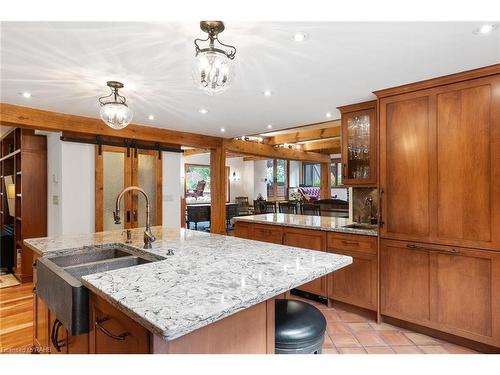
left=275, top=299, right=327, bottom=354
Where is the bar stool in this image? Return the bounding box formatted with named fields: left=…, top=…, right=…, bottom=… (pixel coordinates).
left=275, top=299, right=327, bottom=354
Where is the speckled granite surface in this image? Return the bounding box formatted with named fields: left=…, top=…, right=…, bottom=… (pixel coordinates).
left=25, top=227, right=352, bottom=342
left=232, top=213, right=378, bottom=237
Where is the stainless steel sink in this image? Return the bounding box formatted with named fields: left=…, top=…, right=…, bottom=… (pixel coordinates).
left=343, top=223, right=378, bottom=230
left=35, top=244, right=164, bottom=335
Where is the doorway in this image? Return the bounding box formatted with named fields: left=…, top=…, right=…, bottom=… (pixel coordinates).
left=95, top=145, right=162, bottom=232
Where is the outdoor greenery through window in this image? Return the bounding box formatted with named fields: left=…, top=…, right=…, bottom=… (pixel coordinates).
left=267, top=159, right=287, bottom=199
left=185, top=164, right=211, bottom=199
left=331, top=159, right=343, bottom=187
left=302, top=162, right=321, bottom=187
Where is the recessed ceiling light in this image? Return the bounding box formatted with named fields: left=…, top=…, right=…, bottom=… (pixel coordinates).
left=473, top=24, right=498, bottom=34
left=267, top=124, right=273, bottom=129
left=148, top=115, right=155, bottom=120
left=292, top=32, right=308, bottom=42
left=220, top=128, right=226, bottom=133
left=20, top=92, right=31, bottom=98
left=199, top=108, right=208, bottom=115
left=264, top=90, right=273, bottom=97
left=325, top=112, right=332, bottom=118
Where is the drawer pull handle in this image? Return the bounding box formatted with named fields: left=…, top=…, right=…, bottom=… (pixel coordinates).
left=50, top=319, right=66, bottom=352
left=95, top=317, right=130, bottom=341
left=406, top=244, right=460, bottom=255
left=341, top=240, right=359, bottom=245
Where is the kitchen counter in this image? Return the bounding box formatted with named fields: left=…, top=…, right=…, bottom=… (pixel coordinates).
left=232, top=213, right=378, bottom=237
left=25, top=226, right=352, bottom=343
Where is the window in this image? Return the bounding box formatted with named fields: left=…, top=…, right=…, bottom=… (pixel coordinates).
left=266, top=159, right=288, bottom=200
left=302, top=162, right=321, bottom=187
left=331, top=158, right=343, bottom=187
left=185, top=164, right=211, bottom=200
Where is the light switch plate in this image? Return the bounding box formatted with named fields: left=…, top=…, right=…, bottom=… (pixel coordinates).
left=52, top=195, right=59, bottom=205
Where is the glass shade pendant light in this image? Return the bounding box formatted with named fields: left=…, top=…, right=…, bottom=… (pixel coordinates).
left=98, top=81, right=133, bottom=130
left=193, top=21, right=237, bottom=95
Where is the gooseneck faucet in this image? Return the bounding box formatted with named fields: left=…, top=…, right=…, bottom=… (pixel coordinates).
left=113, top=186, right=156, bottom=249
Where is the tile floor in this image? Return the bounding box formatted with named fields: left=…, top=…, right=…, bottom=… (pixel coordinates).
left=289, top=296, right=478, bottom=354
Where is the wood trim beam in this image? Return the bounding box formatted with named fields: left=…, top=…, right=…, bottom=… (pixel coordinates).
left=210, top=146, right=227, bottom=234
left=320, top=162, right=332, bottom=199
left=0, top=103, right=222, bottom=149
left=223, top=139, right=330, bottom=163
left=301, top=138, right=340, bottom=152
left=265, top=121, right=341, bottom=145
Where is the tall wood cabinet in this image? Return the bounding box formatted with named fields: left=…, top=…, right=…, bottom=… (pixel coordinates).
left=338, top=100, right=378, bottom=186
left=376, top=64, right=500, bottom=348
left=0, top=128, right=47, bottom=282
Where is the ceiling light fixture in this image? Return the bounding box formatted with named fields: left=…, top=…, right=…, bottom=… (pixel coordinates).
left=264, top=90, right=272, bottom=97
left=148, top=115, right=155, bottom=120
left=193, top=21, right=237, bottom=96
left=98, top=81, right=133, bottom=130
left=267, top=124, right=273, bottom=129
left=220, top=128, right=226, bottom=133
left=292, top=32, right=308, bottom=42
left=473, top=23, right=498, bottom=34
left=325, top=112, right=332, bottom=118
left=20, top=92, right=31, bottom=98
left=199, top=108, right=209, bottom=115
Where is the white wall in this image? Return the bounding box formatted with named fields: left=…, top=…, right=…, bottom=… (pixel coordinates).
left=162, top=152, right=182, bottom=229
left=253, top=160, right=268, bottom=199
left=182, top=153, right=210, bottom=166
left=289, top=160, right=301, bottom=189
left=45, top=134, right=94, bottom=236
left=242, top=160, right=254, bottom=200
left=226, top=157, right=245, bottom=202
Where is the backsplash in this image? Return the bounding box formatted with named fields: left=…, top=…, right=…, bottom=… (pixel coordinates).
left=352, top=188, right=378, bottom=224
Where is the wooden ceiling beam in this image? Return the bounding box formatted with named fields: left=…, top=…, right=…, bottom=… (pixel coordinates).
left=265, top=120, right=341, bottom=145
left=300, top=138, right=341, bottom=152
left=223, top=139, right=330, bottom=163
left=0, top=103, right=222, bottom=149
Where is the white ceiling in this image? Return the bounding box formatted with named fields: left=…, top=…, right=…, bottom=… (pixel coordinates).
left=1, top=22, right=499, bottom=137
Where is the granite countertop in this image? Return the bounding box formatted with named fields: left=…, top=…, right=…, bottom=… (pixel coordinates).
left=25, top=227, right=352, bottom=342
left=232, top=213, right=378, bottom=237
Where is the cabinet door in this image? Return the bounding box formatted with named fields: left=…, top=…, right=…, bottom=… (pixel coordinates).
left=283, top=228, right=327, bottom=297
left=328, top=249, right=377, bottom=310
left=340, top=101, right=377, bottom=186
left=380, top=239, right=431, bottom=323
left=89, top=294, right=150, bottom=354
left=252, top=224, right=283, bottom=244
left=33, top=293, right=50, bottom=352
left=431, top=247, right=500, bottom=345
left=379, top=95, right=431, bottom=240
left=234, top=222, right=251, bottom=239
left=435, top=80, right=500, bottom=249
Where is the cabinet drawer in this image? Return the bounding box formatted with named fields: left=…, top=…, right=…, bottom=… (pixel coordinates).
left=327, top=232, right=377, bottom=255
left=90, top=294, right=150, bottom=354
left=234, top=222, right=250, bottom=239
left=251, top=224, right=284, bottom=244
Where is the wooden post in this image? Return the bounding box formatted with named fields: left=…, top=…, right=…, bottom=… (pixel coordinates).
left=210, top=146, right=227, bottom=234
left=320, top=162, right=331, bottom=199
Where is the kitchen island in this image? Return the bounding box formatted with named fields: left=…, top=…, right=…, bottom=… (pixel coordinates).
left=232, top=214, right=379, bottom=313
left=25, top=226, right=352, bottom=354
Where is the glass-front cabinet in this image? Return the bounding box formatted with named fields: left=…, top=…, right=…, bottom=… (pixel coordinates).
left=338, top=100, right=377, bottom=186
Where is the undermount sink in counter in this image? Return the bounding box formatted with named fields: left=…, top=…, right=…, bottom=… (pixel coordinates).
left=342, top=223, right=378, bottom=230
left=35, top=244, right=164, bottom=335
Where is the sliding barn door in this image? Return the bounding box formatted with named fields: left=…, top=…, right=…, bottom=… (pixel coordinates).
left=95, top=146, right=162, bottom=232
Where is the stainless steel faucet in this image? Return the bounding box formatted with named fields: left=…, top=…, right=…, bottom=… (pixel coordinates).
left=113, top=186, right=156, bottom=249
left=364, top=196, right=377, bottom=224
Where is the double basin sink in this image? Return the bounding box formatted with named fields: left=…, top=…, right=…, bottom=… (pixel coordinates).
left=36, top=244, right=164, bottom=335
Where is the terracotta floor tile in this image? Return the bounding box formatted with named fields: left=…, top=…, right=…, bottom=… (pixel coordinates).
left=441, top=343, right=478, bottom=354
left=322, top=310, right=341, bottom=322
left=330, top=333, right=361, bottom=348
left=418, top=345, right=448, bottom=354
left=379, top=331, right=414, bottom=346
left=368, top=322, right=400, bottom=331
left=322, top=348, right=339, bottom=354
left=404, top=332, right=441, bottom=346
left=337, top=311, right=368, bottom=323
left=326, top=322, right=351, bottom=335
left=354, top=332, right=387, bottom=347
left=392, top=345, right=423, bottom=354
left=338, top=347, right=367, bottom=354
left=365, top=346, right=395, bottom=354
left=346, top=322, right=373, bottom=332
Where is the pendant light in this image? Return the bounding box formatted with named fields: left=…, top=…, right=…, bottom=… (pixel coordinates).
left=98, top=81, right=133, bottom=130
left=193, top=21, right=237, bottom=95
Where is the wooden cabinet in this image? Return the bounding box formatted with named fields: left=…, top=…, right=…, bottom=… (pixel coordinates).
left=327, top=233, right=378, bottom=311
left=251, top=224, right=284, bottom=244
left=233, top=221, right=251, bottom=239
left=89, top=293, right=150, bottom=354
left=283, top=228, right=327, bottom=296
left=338, top=100, right=378, bottom=186
left=378, top=69, right=500, bottom=250
left=381, top=239, right=500, bottom=347
left=33, top=293, right=50, bottom=352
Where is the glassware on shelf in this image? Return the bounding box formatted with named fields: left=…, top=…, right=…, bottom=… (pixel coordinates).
left=346, top=114, right=371, bottom=179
